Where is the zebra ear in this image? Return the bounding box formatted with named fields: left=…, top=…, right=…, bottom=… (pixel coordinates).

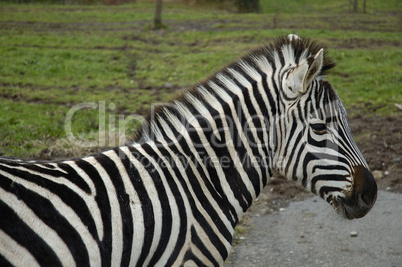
left=285, top=49, right=324, bottom=96
left=298, top=49, right=324, bottom=93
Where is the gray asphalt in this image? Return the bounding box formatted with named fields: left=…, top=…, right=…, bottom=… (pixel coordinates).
left=226, top=191, right=402, bottom=267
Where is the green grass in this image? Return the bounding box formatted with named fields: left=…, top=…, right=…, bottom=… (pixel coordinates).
left=329, top=48, right=401, bottom=115
left=0, top=0, right=400, bottom=158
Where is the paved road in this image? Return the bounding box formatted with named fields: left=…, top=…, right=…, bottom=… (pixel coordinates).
left=226, top=191, right=401, bottom=267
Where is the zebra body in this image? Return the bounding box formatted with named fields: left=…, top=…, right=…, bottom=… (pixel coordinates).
left=0, top=35, right=377, bottom=266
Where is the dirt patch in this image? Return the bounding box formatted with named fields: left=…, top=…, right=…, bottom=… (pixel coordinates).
left=0, top=20, right=145, bottom=33
left=349, top=111, right=401, bottom=191
left=2, top=10, right=399, bottom=37
left=330, top=38, right=402, bottom=49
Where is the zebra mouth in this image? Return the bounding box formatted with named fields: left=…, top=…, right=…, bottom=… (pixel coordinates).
left=328, top=166, right=377, bottom=220
left=330, top=197, right=354, bottom=220
left=330, top=195, right=374, bottom=220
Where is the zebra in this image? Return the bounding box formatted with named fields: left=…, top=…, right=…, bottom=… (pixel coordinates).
left=0, top=34, right=377, bottom=267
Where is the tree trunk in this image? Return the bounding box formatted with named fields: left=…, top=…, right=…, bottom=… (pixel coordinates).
left=352, top=0, right=358, bottom=12
left=236, top=0, right=261, bottom=13
left=154, top=0, right=163, bottom=29
left=363, top=0, right=367, bottom=13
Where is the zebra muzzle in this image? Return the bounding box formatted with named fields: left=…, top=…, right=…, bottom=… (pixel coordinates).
left=334, top=165, right=378, bottom=219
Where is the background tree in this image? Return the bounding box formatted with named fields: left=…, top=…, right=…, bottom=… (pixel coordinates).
left=349, top=0, right=368, bottom=13
left=352, top=0, right=358, bottom=12
left=153, top=0, right=163, bottom=29
left=235, top=0, right=261, bottom=13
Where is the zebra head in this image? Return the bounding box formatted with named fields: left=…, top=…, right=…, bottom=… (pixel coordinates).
left=274, top=36, right=377, bottom=219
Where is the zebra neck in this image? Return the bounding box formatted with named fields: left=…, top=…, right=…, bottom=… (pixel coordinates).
left=136, top=78, right=278, bottom=225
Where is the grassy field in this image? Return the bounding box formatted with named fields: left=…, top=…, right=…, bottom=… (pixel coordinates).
left=0, top=0, right=401, bottom=158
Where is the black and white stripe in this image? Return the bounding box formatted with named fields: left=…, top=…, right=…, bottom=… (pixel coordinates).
left=0, top=35, right=377, bottom=266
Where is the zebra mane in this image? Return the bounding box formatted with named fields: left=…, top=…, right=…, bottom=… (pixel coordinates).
left=249, top=36, right=336, bottom=76
left=134, top=36, right=336, bottom=142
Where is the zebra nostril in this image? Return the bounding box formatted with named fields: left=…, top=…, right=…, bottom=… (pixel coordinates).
left=358, top=192, right=371, bottom=207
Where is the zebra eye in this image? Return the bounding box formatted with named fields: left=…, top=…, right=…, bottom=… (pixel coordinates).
left=310, top=123, right=327, bottom=133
